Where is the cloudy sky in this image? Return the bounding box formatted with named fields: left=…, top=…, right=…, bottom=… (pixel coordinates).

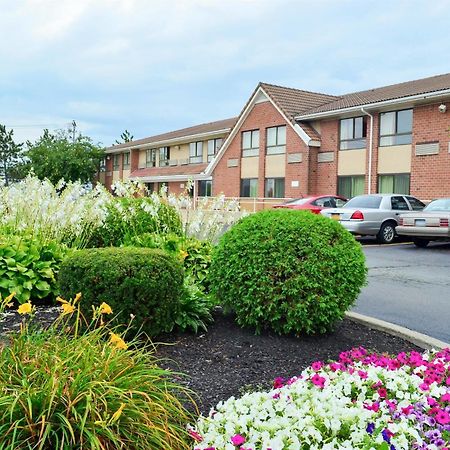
left=1, top=0, right=449, bottom=146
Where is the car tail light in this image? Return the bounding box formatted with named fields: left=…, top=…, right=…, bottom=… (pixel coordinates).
left=350, top=210, right=364, bottom=220
left=440, top=218, right=449, bottom=227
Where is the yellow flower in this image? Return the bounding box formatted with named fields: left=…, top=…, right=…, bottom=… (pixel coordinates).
left=111, top=403, right=126, bottom=422
left=56, top=296, right=69, bottom=305
left=61, top=303, right=76, bottom=316
left=109, top=332, right=128, bottom=350
left=74, top=292, right=82, bottom=304
left=179, top=250, right=189, bottom=260
left=99, top=302, right=113, bottom=315
left=17, top=302, right=32, bottom=315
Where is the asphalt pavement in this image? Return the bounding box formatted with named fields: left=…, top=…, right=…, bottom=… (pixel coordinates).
left=352, top=240, right=450, bottom=343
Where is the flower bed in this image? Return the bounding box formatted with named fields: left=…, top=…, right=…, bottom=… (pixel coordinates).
left=192, top=348, right=450, bottom=450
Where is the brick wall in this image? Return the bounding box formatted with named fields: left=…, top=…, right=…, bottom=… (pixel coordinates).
left=212, top=100, right=309, bottom=198
left=315, top=120, right=339, bottom=195
left=411, top=101, right=450, bottom=201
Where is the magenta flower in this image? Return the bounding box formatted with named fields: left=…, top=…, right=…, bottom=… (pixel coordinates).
left=231, top=434, right=246, bottom=446
left=435, top=409, right=450, bottom=425
left=310, top=374, right=326, bottom=389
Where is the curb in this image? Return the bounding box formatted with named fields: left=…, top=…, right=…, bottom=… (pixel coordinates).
left=346, top=311, right=450, bottom=351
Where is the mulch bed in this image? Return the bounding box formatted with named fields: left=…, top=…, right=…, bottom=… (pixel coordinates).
left=0, top=306, right=422, bottom=415
left=156, top=309, right=422, bottom=414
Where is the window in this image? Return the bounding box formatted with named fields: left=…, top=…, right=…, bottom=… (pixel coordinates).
left=242, top=130, right=259, bottom=157
left=123, top=152, right=130, bottom=169
left=379, top=109, right=413, bottom=146
left=145, top=182, right=155, bottom=194
left=265, top=178, right=285, bottom=198
left=146, top=149, right=157, bottom=168
left=391, top=196, right=409, bottom=211
left=207, top=138, right=223, bottom=162
left=337, top=176, right=365, bottom=199
left=159, top=147, right=170, bottom=167
left=240, top=178, right=258, bottom=197
left=198, top=180, right=212, bottom=197
left=344, top=195, right=382, bottom=209
left=378, top=174, right=410, bottom=195
left=113, top=154, right=120, bottom=170
left=189, top=141, right=203, bottom=164
left=406, top=196, right=425, bottom=211
left=340, top=117, right=367, bottom=150
left=266, top=126, right=286, bottom=154
left=99, top=157, right=106, bottom=172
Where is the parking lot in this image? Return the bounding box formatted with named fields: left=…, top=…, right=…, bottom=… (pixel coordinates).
left=353, top=239, right=450, bottom=343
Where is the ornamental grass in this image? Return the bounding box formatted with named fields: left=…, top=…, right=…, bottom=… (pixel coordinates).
left=0, top=294, right=195, bottom=450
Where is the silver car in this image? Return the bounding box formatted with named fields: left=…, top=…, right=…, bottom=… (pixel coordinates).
left=396, top=198, right=450, bottom=247
left=321, top=194, right=425, bottom=244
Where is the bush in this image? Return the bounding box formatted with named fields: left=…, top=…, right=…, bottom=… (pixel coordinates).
left=209, top=209, right=367, bottom=335
left=0, top=314, right=193, bottom=449
left=0, top=235, right=68, bottom=303
left=58, top=247, right=184, bottom=336
left=88, top=197, right=182, bottom=247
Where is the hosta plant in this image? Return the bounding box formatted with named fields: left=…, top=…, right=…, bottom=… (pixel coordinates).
left=192, top=347, right=450, bottom=450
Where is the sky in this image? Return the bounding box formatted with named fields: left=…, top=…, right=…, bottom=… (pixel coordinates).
left=1, top=0, right=450, bottom=147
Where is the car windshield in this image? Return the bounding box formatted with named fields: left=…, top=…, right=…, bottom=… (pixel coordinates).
left=344, top=196, right=382, bottom=209
left=284, top=197, right=313, bottom=205
left=424, top=198, right=450, bottom=212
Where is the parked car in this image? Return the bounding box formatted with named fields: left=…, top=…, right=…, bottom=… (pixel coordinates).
left=396, top=198, right=450, bottom=247
left=320, top=194, right=425, bottom=244
left=273, top=195, right=348, bottom=214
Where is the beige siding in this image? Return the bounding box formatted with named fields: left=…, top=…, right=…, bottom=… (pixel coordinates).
left=112, top=171, right=120, bottom=182
left=241, top=157, right=259, bottom=178
left=311, top=121, right=321, bottom=133
left=122, top=169, right=131, bottom=180
left=138, top=150, right=146, bottom=169
left=265, top=154, right=286, bottom=177
left=378, top=145, right=411, bottom=174
left=98, top=172, right=106, bottom=184
left=338, top=149, right=366, bottom=175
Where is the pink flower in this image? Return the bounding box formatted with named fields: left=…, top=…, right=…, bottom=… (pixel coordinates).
left=273, top=377, right=284, bottom=389
left=440, top=392, right=450, bottom=403
left=419, top=382, right=430, bottom=391
left=231, top=434, right=246, bottom=446
left=435, top=409, right=450, bottom=425
left=377, top=388, right=387, bottom=399
left=189, top=430, right=203, bottom=442
left=358, top=370, right=368, bottom=379
left=427, top=397, right=437, bottom=406
left=311, top=361, right=323, bottom=371
left=310, top=374, right=326, bottom=389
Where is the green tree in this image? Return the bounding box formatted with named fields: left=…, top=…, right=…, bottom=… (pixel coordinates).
left=115, top=129, right=134, bottom=145
left=0, top=124, right=24, bottom=186
left=26, top=130, right=104, bottom=185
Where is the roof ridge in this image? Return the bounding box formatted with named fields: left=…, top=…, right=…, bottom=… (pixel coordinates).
left=339, top=72, right=450, bottom=97
left=259, top=81, right=339, bottom=99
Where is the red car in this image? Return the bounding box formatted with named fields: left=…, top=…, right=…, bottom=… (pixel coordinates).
left=273, top=195, right=348, bottom=214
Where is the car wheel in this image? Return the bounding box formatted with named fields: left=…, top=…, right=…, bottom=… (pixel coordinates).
left=377, top=222, right=396, bottom=244
left=413, top=238, right=429, bottom=248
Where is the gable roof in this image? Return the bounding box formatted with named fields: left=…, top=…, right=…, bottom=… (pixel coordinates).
left=105, top=117, right=237, bottom=152
left=298, top=72, right=450, bottom=116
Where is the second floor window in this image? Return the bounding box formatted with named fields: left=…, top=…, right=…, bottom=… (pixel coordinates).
left=113, top=154, right=120, bottom=170
left=189, top=141, right=203, bottom=164
left=207, top=138, right=223, bottom=162
left=266, top=126, right=286, bottom=154
left=242, top=130, right=259, bottom=157
left=340, top=117, right=367, bottom=150
left=146, top=149, right=157, bottom=167
left=123, top=152, right=130, bottom=169
left=159, top=147, right=170, bottom=167
left=380, top=109, right=413, bottom=146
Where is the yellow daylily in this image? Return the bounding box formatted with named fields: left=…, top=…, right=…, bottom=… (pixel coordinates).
left=60, top=303, right=76, bottom=316
left=111, top=403, right=126, bottom=422
left=74, top=292, right=82, bottom=304
left=109, top=332, right=128, bottom=350
left=56, top=296, right=69, bottom=305
left=17, top=302, right=32, bottom=315
left=98, top=302, right=113, bottom=315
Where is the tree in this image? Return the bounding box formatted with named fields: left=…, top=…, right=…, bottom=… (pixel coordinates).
left=0, top=124, right=24, bottom=186
left=25, top=130, right=105, bottom=185
left=115, top=129, right=134, bottom=145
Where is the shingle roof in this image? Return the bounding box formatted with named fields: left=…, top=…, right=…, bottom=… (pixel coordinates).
left=260, top=82, right=338, bottom=122
left=129, top=163, right=208, bottom=178
left=106, top=117, right=237, bottom=152
left=300, top=72, right=450, bottom=115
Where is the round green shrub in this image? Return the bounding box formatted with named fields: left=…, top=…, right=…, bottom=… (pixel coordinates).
left=209, top=209, right=367, bottom=335
left=58, top=247, right=184, bottom=336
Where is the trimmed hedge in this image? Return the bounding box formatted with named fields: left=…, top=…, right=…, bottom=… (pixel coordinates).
left=58, top=247, right=184, bottom=336
left=209, top=209, right=367, bottom=335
